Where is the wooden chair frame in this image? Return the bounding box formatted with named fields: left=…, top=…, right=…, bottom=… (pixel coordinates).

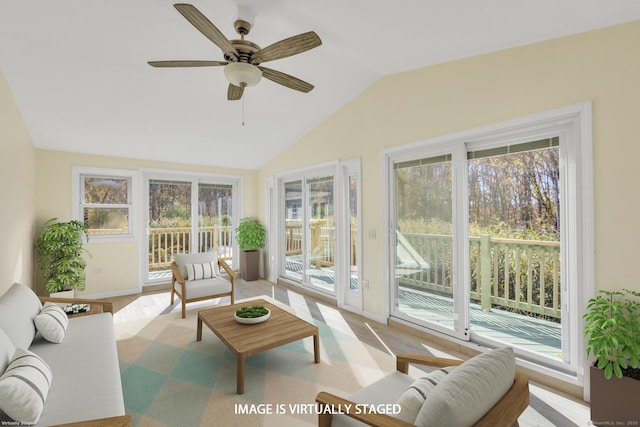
left=316, top=354, right=530, bottom=427
left=171, top=258, right=235, bottom=318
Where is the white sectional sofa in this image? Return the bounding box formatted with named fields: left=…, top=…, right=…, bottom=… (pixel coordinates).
left=0, top=282, right=129, bottom=426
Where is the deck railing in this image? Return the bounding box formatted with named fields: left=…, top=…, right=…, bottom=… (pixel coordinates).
left=148, top=224, right=560, bottom=320
left=148, top=226, right=233, bottom=270
left=402, top=233, right=561, bottom=320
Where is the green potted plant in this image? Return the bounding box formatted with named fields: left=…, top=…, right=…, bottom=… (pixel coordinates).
left=35, top=218, right=91, bottom=296
left=583, top=289, right=640, bottom=424
left=235, top=217, right=266, bottom=281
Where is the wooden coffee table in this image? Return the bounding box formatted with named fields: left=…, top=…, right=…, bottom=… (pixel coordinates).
left=196, top=299, right=320, bottom=394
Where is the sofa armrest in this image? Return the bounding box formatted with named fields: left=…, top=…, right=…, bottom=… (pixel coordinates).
left=315, top=392, right=415, bottom=427
left=38, top=296, right=113, bottom=314
left=49, top=415, right=131, bottom=427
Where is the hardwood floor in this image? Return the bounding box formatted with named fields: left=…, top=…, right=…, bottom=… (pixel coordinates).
left=108, top=278, right=590, bottom=426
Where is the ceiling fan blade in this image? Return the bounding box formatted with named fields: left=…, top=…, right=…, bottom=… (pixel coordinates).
left=174, top=4, right=239, bottom=60
left=148, top=60, right=228, bottom=67
left=258, top=67, right=314, bottom=93
left=252, top=31, right=321, bottom=64
left=227, top=84, right=244, bottom=101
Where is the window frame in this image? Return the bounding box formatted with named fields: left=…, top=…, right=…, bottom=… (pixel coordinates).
left=382, top=101, right=594, bottom=389
left=72, top=166, right=138, bottom=241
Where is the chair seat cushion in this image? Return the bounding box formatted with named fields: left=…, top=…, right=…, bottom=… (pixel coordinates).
left=331, top=371, right=415, bottom=427
left=28, top=313, right=125, bottom=426
left=175, top=277, right=231, bottom=300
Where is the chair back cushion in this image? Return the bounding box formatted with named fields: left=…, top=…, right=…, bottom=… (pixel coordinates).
left=415, top=347, right=515, bottom=427
left=0, top=328, right=15, bottom=374
left=0, top=283, right=42, bottom=350
left=174, top=252, right=219, bottom=280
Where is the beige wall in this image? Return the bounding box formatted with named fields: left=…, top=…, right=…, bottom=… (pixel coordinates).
left=259, top=20, right=640, bottom=316
left=0, top=70, right=37, bottom=295
left=36, top=149, right=258, bottom=297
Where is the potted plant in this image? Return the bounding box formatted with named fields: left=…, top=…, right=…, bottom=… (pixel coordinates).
left=235, top=217, right=266, bottom=281
left=35, top=218, right=91, bottom=297
left=583, top=289, right=640, bottom=425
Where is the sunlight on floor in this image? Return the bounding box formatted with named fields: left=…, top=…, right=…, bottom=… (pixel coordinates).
left=112, top=291, right=225, bottom=324
left=365, top=322, right=395, bottom=358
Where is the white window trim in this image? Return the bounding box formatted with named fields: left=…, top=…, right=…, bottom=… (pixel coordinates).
left=72, top=166, right=138, bottom=242
left=337, top=158, right=363, bottom=314
left=382, top=102, right=594, bottom=391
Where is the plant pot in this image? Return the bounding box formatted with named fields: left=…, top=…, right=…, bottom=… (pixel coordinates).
left=590, top=364, right=640, bottom=425
left=50, top=289, right=75, bottom=299
left=234, top=308, right=270, bottom=324
left=240, top=250, right=260, bottom=281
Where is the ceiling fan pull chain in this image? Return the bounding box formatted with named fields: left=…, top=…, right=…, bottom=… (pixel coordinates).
left=242, top=94, right=245, bottom=126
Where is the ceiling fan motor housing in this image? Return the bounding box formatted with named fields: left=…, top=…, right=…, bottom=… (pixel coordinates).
left=223, top=38, right=262, bottom=87
left=224, top=62, right=262, bottom=87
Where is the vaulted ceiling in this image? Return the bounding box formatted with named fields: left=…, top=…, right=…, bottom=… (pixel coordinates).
left=2, top=1, right=640, bottom=169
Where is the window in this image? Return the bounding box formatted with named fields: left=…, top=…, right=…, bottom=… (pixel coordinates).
left=73, top=167, right=136, bottom=239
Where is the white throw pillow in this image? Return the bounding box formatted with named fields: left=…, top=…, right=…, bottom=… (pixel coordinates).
left=34, top=302, right=69, bottom=343
left=415, top=347, right=516, bottom=427
left=395, top=367, right=454, bottom=423
left=175, top=252, right=219, bottom=279
left=0, top=328, right=15, bottom=373
left=0, top=348, right=53, bottom=424
left=186, top=261, right=217, bottom=281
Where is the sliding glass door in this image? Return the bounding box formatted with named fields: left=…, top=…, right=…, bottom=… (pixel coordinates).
left=145, top=174, right=240, bottom=284
left=197, top=183, right=233, bottom=262
left=306, top=175, right=335, bottom=293
left=391, top=151, right=468, bottom=339
left=148, top=179, right=192, bottom=282
left=386, top=103, right=593, bottom=377
left=276, top=160, right=362, bottom=310
left=281, top=171, right=336, bottom=295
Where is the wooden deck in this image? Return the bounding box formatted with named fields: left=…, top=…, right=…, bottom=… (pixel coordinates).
left=284, top=257, right=562, bottom=359
left=398, top=287, right=561, bottom=359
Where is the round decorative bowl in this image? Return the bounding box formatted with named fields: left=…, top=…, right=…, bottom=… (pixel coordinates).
left=234, top=307, right=271, bottom=324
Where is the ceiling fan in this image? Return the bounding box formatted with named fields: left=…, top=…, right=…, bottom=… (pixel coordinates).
left=148, top=3, right=322, bottom=101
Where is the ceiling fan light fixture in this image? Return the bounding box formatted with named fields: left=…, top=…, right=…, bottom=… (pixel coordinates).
left=224, top=62, right=262, bottom=87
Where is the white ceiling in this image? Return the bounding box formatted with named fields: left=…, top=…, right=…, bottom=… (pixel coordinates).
left=2, top=1, right=640, bottom=170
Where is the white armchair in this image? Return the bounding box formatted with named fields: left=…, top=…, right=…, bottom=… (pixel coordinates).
left=170, top=252, right=235, bottom=318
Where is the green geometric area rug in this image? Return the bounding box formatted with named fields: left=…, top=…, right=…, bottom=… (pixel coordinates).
left=115, top=303, right=398, bottom=427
